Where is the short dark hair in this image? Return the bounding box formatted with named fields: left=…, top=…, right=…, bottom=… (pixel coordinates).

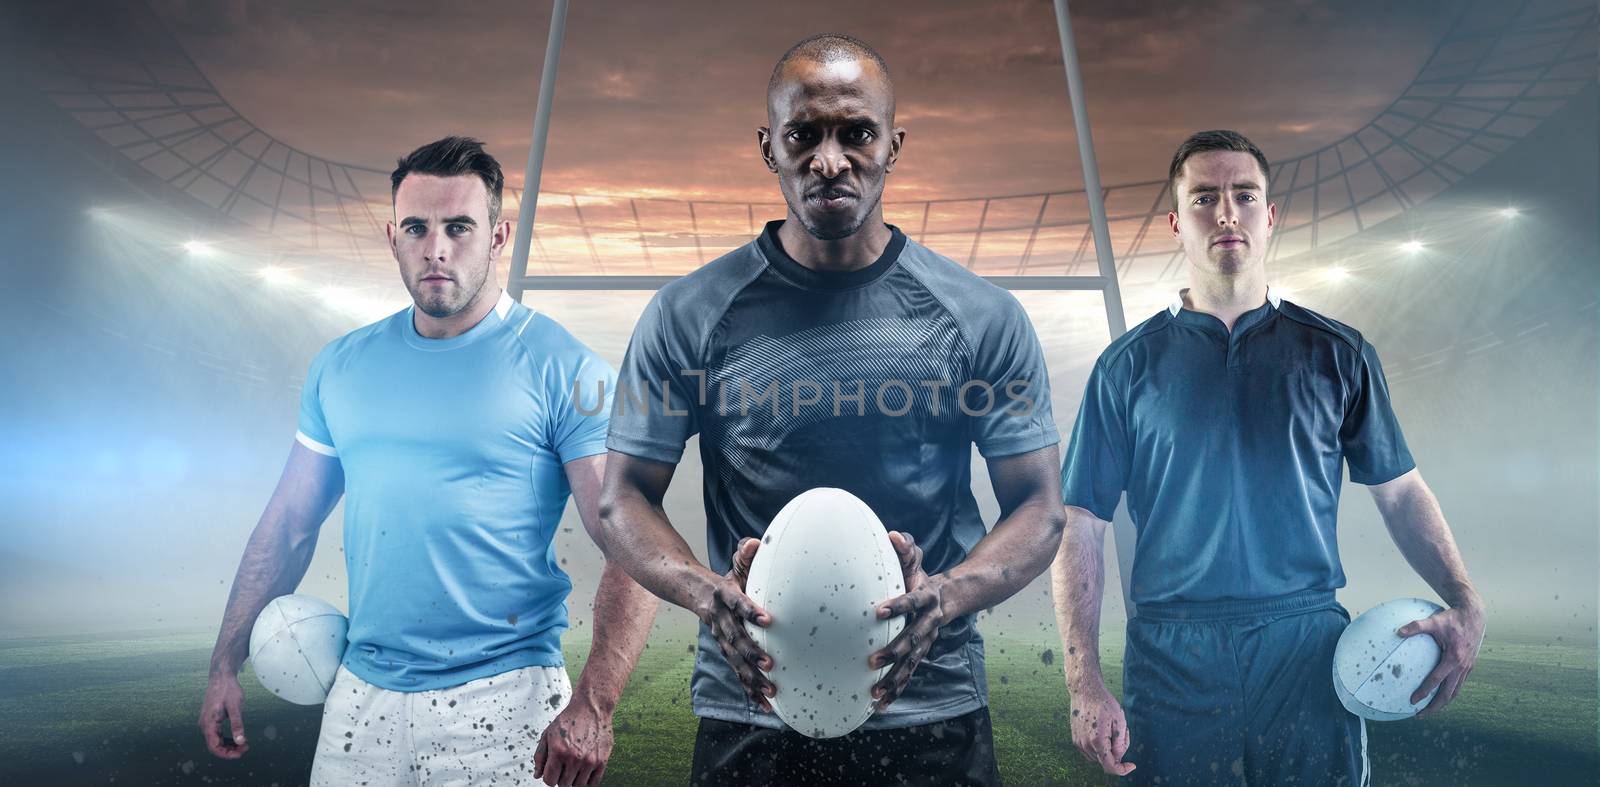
left=1167, top=130, right=1270, bottom=211
left=769, top=33, right=894, bottom=119
left=390, top=136, right=505, bottom=223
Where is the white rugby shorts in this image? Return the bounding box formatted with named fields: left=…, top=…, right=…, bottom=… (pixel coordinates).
left=309, top=664, right=571, bottom=786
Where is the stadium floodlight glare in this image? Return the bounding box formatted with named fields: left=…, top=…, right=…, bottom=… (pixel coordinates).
left=314, top=286, right=394, bottom=322
left=1322, top=267, right=1350, bottom=283
left=1398, top=240, right=1425, bottom=254
left=316, top=285, right=365, bottom=314
left=87, top=206, right=108, bottom=220
left=258, top=265, right=294, bottom=286
left=183, top=240, right=213, bottom=257
left=1499, top=207, right=1520, bottom=218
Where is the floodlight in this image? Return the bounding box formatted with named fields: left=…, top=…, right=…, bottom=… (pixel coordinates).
left=258, top=266, right=294, bottom=286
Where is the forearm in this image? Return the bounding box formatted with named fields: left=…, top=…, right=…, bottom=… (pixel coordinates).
left=939, top=494, right=1067, bottom=620
left=571, top=561, right=660, bottom=714
left=1051, top=508, right=1108, bottom=693
left=598, top=494, right=721, bottom=618
left=1376, top=474, right=1480, bottom=609
left=208, top=516, right=319, bottom=675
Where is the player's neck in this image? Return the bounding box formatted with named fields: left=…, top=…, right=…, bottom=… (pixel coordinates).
left=777, top=213, right=892, bottom=273
left=1182, top=269, right=1268, bottom=333
left=414, top=286, right=502, bottom=340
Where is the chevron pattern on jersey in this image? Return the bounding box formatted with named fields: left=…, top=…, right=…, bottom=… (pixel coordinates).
left=704, top=315, right=969, bottom=490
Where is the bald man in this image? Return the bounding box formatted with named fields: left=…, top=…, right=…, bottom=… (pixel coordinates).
left=597, top=34, right=1065, bottom=786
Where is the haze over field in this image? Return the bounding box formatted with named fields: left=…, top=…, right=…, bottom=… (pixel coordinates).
left=1, top=1, right=1594, bottom=646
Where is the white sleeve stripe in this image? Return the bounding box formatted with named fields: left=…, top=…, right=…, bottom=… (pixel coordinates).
left=1359, top=718, right=1369, bottom=787
left=295, top=431, right=338, bottom=457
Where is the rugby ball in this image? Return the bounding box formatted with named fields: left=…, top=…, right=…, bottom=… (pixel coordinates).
left=744, top=488, right=906, bottom=738
left=1332, top=597, right=1443, bottom=721
left=248, top=594, right=348, bottom=705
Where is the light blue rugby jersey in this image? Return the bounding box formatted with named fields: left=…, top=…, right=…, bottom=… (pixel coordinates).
left=296, top=290, right=615, bottom=691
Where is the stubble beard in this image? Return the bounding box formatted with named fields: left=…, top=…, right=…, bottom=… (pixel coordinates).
left=1204, top=243, right=1259, bottom=278
left=411, top=261, right=491, bottom=319
left=787, top=184, right=884, bottom=242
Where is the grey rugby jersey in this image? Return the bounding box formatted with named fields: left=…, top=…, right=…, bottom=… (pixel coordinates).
left=608, top=220, right=1059, bottom=730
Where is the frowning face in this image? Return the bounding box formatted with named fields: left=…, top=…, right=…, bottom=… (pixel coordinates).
left=760, top=57, right=904, bottom=241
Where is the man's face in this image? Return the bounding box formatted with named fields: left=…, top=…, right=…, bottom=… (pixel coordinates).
left=760, top=58, right=904, bottom=241
left=386, top=174, right=508, bottom=319
left=1168, top=151, right=1276, bottom=277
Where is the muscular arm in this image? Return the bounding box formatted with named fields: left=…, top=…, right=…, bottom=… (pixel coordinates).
left=200, top=441, right=343, bottom=758
left=209, top=442, right=344, bottom=675
left=1369, top=469, right=1481, bottom=610
left=1050, top=505, right=1108, bottom=694
left=1368, top=467, right=1485, bottom=717
left=940, top=445, right=1068, bottom=618
left=596, top=450, right=775, bottom=709
left=596, top=451, right=722, bottom=616
left=533, top=454, right=660, bottom=787
left=564, top=454, right=660, bottom=714
left=870, top=445, right=1067, bottom=706
left=1049, top=504, right=1135, bottom=775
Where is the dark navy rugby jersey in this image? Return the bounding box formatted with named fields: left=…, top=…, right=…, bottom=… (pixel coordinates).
left=608, top=220, right=1059, bottom=729
left=1061, top=289, right=1414, bottom=606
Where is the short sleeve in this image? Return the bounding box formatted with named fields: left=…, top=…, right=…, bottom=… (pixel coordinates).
left=966, top=293, right=1060, bottom=458
left=552, top=351, right=618, bottom=464
left=605, top=292, right=702, bottom=464
left=295, top=345, right=338, bottom=457
left=1341, top=340, right=1415, bottom=485
left=1060, top=357, right=1130, bottom=521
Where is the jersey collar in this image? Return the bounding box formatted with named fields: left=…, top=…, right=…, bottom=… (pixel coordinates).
left=1168, top=286, right=1282, bottom=316
left=402, top=289, right=514, bottom=351
left=758, top=220, right=907, bottom=291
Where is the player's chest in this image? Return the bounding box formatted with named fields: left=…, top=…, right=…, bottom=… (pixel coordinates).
left=703, top=306, right=966, bottom=392
left=1126, top=339, right=1349, bottom=445
left=322, top=360, right=547, bottom=459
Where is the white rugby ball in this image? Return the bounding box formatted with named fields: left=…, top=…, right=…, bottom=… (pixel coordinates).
left=1332, top=597, right=1443, bottom=721
left=248, top=594, right=348, bottom=705
left=744, top=488, right=906, bottom=738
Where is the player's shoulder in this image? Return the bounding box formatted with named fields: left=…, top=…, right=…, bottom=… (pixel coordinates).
left=896, top=237, right=1018, bottom=312
left=1275, top=299, right=1365, bottom=352
left=504, top=298, right=578, bottom=348
left=1096, top=308, right=1175, bottom=370
left=895, top=237, right=1034, bottom=352
left=657, top=238, right=767, bottom=310
left=333, top=306, right=406, bottom=349
left=310, top=306, right=407, bottom=373
left=639, top=238, right=769, bottom=346
left=505, top=301, right=610, bottom=367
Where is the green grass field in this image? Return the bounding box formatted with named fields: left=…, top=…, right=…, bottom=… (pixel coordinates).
left=1, top=628, right=1594, bottom=786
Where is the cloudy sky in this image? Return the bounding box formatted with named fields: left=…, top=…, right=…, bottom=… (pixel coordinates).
left=5, top=0, right=1593, bottom=642
left=149, top=0, right=1445, bottom=201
